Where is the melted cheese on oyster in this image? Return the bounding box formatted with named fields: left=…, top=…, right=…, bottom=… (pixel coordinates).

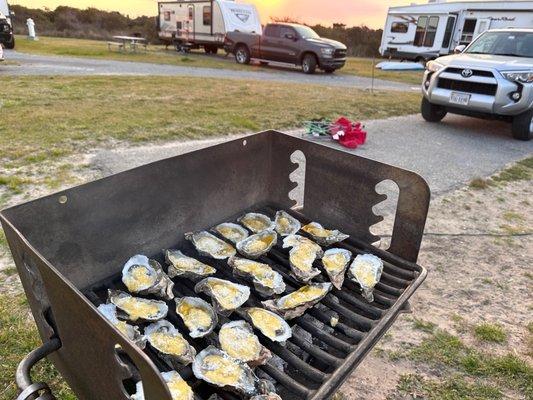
left=245, top=236, right=273, bottom=253
left=219, top=326, right=261, bottom=361
left=281, top=286, right=325, bottom=309
left=114, top=297, right=160, bottom=320
left=302, top=224, right=331, bottom=238
left=149, top=332, right=187, bottom=355
left=172, top=256, right=215, bottom=275
left=241, top=215, right=270, bottom=232
left=276, top=216, right=291, bottom=232
left=216, top=226, right=245, bottom=242
left=247, top=308, right=283, bottom=339
left=201, top=355, right=243, bottom=386
left=322, top=252, right=348, bottom=272
left=208, top=282, right=242, bottom=310
left=166, top=373, right=193, bottom=400
left=115, top=320, right=132, bottom=337
left=233, top=259, right=275, bottom=288
left=123, top=266, right=157, bottom=292
left=177, top=302, right=212, bottom=330
left=195, top=236, right=233, bottom=257
left=353, top=262, right=378, bottom=287
left=289, top=245, right=317, bottom=272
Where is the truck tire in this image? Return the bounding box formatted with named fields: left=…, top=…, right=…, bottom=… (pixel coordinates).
left=235, top=45, right=251, bottom=65
left=302, top=53, right=317, bottom=74
left=421, top=97, right=447, bottom=122
left=512, top=109, right=533, bottom=141
left=204, top=45, right=218, bottom=55
left=5, top=35, right=15, bottom=49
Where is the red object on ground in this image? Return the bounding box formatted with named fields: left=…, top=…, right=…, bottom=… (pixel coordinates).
left=329, top=117, right=367, bottom=149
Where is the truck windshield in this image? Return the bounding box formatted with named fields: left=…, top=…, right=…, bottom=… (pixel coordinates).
left=465, top=31, right=533, bottom=58
left=293, top=26, right=320, bottom=39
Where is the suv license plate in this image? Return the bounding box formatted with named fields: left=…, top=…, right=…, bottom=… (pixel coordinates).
left=449, top=92, right=470, bottom=106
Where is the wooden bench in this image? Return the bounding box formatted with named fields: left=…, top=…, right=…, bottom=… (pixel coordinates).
left=131, top=42, right=148, bottom=52
left=107, top=41, right=125, bottom=52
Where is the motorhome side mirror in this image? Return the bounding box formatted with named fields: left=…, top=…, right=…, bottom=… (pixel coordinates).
left=454, top=45, right=466, bottom=54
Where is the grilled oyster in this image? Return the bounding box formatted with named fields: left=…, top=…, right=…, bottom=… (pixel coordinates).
left=212, top=222, right=249, bottom=244
left=238, top=212, right=275, bottom=233
left=132, top=371, right=194, bottom=400
left=219, top=320, right=271, bottom=366
left=145, top=320, right=196, bottom=367
left=262, top=282, right=332, bottom=320
left=228, top=256, right=285, bottom=297
left=122, top=255, right=174, bottom=300
left=251, top=395, right=282, bottom=400
left=349, top=254, right=383, bottom=302
left=282, top=234, right=323, bottom=283
left=301, top=222, right=349, bottom=246
left=243, top=307, right=292, bottom=343
left=185, top=231, right=236, bottom=260
left=195, top=277, right=250, bottom=315
left=236, top=230, right=277, bottom=259
left=108, top=290, right=168, bottom=323
left=274, top=210, right=301, bottom=236
left=97, top=303, right=146, bottom=348
left=166, top=249, right=216, bottom=280
left=322, top=248, right=352, bottom=289
left=192, top=346, right=259, bottom=396
left=175, top=297, right=218, bottom=338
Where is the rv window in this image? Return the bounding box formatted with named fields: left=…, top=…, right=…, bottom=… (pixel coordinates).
left=164, top=11, right=171, bottom=22
left=391, top=22, right=408, bottom=34
left=442, top=16, right=455, bottom=48
left=264, top=25, right=281, bottom=38
left=423, top=16, right=439, bottom=47
left=414, top=16, right=428, bottom=46
left=203, top=6, right=211, bottom=26
left=460, top=19, right=476, bottom=44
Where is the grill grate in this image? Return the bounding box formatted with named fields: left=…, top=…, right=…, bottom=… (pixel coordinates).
left=437, top=77, right=497, bottom=96
left=84, top=205, right=420, bottom=400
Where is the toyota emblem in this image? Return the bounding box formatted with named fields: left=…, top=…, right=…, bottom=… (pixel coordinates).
left=461, top=69, right=473, bottom=78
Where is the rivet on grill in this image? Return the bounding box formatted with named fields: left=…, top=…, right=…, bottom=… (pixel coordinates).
left=243, top=139, right=247, bottom=146
left=58, top=195, right=68, bottom=204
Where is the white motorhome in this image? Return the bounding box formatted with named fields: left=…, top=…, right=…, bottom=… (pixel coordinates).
left=379, top=0, right=533, bottom=61
left=158, top=0, right=262, bottom=53
left=0, top=0, right=14, bottom=49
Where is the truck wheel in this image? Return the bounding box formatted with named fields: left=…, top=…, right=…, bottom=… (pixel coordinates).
left=512, top=109, right=533, bottom=141
left=421, top=97, right=447, bottom=122
left=235, top=45, right=250, bottom=65
left=302, top=54, right=317, bottom=74
left=5, top=35, right=15, bottom=49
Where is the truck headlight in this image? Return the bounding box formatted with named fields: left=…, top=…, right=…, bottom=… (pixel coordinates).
left=426, top=60, right=444, bottom=73
left=321, top=48, right=334, bottom=57
left=502, top=71, right=533, bottom=84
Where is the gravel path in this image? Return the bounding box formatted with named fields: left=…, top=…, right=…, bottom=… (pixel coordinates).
left=1, top=50, right=416, bottom=91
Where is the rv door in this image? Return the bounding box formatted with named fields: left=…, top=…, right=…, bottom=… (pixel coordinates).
left=441, top=15, right=456, bottom=53
left=473, top=18, right=491, bottom=41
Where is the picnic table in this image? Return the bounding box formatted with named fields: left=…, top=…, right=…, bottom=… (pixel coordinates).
left=108, top=36, right=147, bottom=52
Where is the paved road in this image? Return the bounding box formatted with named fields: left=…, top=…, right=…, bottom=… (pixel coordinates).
left=92, top=114, right=533, bottom=197
left=1, top=50, right=416, bottom=91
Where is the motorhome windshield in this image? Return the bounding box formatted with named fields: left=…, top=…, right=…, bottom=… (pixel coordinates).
left=294, top=26, right=320, bottom=39
left=466, top=31, right=533, bottom=58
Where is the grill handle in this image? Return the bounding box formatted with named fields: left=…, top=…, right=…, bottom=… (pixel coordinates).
left=16, top=338, right=62, bottom=400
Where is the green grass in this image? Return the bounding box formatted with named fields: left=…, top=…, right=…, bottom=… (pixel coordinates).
left=474, top=323, right=507, bottom=343
left=469, top=178, right=491, bottom=190
left=493, top=157, right=533, bottom=183
left=0, top=175, right=32, bottom=193
left=14, top=35, right=424, bottom=84
left=411, top=318, right=436, bottom=333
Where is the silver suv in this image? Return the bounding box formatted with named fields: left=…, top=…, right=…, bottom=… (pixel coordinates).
left=421, top=28, right=533, bottom=140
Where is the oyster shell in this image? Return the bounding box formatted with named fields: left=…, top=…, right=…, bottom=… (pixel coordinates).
left=262, top=282, right=332, bottom=320
left=282, top=235, right=323, bottom=283
left=166, top=249, right=216, bottom=279
left=243, top=307, right=292, bottom=343
left=175, top=297, right=218, bottom=338
left=145, top=320, right=196, bottom=367
left=97, top=303, right=146, bottom=348
left=251, top=395, right=282, bottom=400
left=132, top=371, right=194, bottom=400
left=321, top=248, right=352, bottom=289
left=348, top=254, right=383, bottom=302
left=238, top=212, right=275, bottom=233
left=236, top=230, right=277, bottom=259
left=228, top=256, right=285, bottom=297
left=122, top=255, right=174, bottom=300
left=185, top=231, right=236, bottom=260
left=301, top=222, right=349, bottom=246
left=192, top=346, right=259, bottom=396
left=274, top=210, right=301, bottom=236
left=219, top=320, right=271, bottom=366
left=195, top=278, right=250, bottom=315
left=108, top=290, right=168, bottom=323
left=212, top=222, right=249, bottom=244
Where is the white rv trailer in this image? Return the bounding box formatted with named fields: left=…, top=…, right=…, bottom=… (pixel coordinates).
left=379, top=0, right=533, bottom=61
left=158, top=0, right=261, bottom=53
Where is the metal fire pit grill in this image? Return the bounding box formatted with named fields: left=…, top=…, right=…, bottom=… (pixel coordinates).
left=1, top=131, right=429, bottom=400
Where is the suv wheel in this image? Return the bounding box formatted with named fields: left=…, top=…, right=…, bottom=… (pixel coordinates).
left=302, top=54, right=317, bottom=74
left=512, top=109, right=533, bottom=141
left=5, top=35, right=15, bottom=49
left=421, top=97, right=447, bottom=122
left=235, top=45, right=250, bottom=65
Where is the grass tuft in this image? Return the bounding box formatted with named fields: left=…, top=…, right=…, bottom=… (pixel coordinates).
left=493, top=157, right=533, bottom=183
left=469, top=178, right=491, bottom=190
left=474, top=323, right=507, bottom=343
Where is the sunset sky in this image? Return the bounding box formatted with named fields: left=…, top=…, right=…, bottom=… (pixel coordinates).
left=10, top=0, right=422, bottom=28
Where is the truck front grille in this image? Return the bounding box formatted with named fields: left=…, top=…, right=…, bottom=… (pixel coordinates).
left=445, top=67, right=494, bottom=78
left=334, top=49, right=347, bottom=58
left=437, top=78, right=497, bottom=96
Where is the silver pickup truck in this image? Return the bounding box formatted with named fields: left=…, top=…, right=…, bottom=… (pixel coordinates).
left=421, top=28, right=533, bottom=141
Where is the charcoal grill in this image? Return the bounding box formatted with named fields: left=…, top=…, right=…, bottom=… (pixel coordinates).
left=1, top=131, right=430, bottom=400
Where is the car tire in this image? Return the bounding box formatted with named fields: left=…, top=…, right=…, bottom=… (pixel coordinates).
left=5, top=35, right=15, bottom=49
left=421, top=97, right=447, bottom=122
left=512, top=109, right=533, bottom=141
left=235, top=45, right=251, bottom=65
left=302, top=53, right=317, bottom=74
